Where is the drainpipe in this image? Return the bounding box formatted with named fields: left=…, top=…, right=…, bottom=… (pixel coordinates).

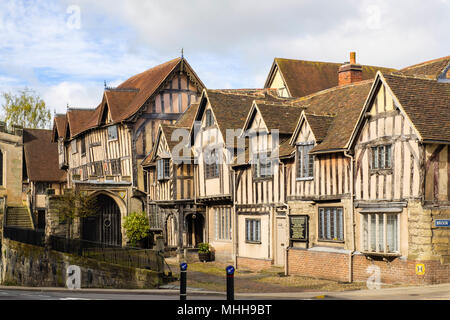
left=233, top=169, right=238, bottom=269
left=281, top=162, right=290, bottom=276
left=344, top=150, right=356, bottom=283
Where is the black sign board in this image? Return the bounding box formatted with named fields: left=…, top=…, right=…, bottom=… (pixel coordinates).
left=289, top=215, right=308, bottom=241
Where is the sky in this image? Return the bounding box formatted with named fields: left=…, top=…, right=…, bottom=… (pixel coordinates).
left=0, top=0, right=448, bottom=117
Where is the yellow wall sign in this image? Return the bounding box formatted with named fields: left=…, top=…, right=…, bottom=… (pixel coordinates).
left=415, top=264, right=425, bottom=275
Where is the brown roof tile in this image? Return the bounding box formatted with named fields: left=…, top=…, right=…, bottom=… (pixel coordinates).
left=399, top=55, right=450, bottom=79
left=304, top=113, right=335, bottom=142
left=23, top=128, right=66, bottom=182
left=383, top=73, right=450, bottom=142
left=290, top=80, right=373, bottom=153
left=268, top=58, right=396, bottom=98
left=66, top=108, right=97, bottom=138
left=254, top=102, right=305, bottom=134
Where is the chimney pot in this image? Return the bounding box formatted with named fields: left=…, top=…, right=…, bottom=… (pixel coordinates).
left=350, top=52, right=356, bottom=64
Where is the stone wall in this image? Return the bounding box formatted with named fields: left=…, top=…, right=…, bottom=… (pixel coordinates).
left=408, top=201, right=450, bottom=263
left=0, top=239, right=163, bottom=288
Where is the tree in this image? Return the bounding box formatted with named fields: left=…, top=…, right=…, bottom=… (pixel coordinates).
left=53, top=189, right=99, bottom=239
left=1, top=88, right=51, bottom=129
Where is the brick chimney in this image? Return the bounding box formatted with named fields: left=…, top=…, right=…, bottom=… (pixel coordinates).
left=338, top=52, right=363, bottom=86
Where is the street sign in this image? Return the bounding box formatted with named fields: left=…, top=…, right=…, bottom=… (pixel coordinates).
left=226, top=265, right=235, bottom=275
left=435, top=219, right=450, bottom=227
left=415, top=264, right=425, bottom=275
left=180, top=262, right=188, bottom=271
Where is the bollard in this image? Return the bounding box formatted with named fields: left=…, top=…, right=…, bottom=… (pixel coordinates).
left=226, top=265, right=235, bottom=301
left=180, top=262, right=188, bottom=300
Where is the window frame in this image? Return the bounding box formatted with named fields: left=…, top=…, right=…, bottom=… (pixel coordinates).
left=80, top=136, right=86, bottom=157
left=371, top=144, right=392, bottom=170
left=245, top=218, right=261, bottom=243
left=205, top=109, right=214, bottom=127
left=205, top=149, right=219, bottom=180
left=107, top=125, right=118, bottom=142
left=71, top=139, right=77, bottom=154
left=318, top=207, right=344, bottom=242
left=296, top=142, right=314, bottom=180
left=157, top=158, right=170, bottom=181
left=252, top=151, right=273, bottom=180
left=362, top=213, right=400, bottom=255
left=215, top=207, right=232, bottom=241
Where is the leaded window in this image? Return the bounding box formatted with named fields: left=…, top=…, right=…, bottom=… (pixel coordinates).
left=371, top=144, right=392, bottom=169
left=215, top=207, right=232, bottom=240
left=253, top=152, right=273, bottom=179
left=362, top=213, right=399, bottom=253
left=205, top=149, right=219, bottom=179
left=108, top=125, right=118, bottom=141
left=297, top=143, right=314, bottom=179
left=318, top=207, right=344, bottom=241
left=157, top=158, right=170, bottom=180
left=245, top=218, right=261, bottom=243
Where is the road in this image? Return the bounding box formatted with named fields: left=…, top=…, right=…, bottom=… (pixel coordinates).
left=0, top=283, right=450, bottom=300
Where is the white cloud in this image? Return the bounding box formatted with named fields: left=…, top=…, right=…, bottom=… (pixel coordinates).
left=0, top=0, right=448, bottom=115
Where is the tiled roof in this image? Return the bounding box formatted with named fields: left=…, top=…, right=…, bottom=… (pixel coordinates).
left=57, top=58, right=204, bottom=140
left=383, top=73, right=450, bottom=142
left=175, top=102, right=200, bottom=128
left=66, top=108, right=97, bottom=138
left=23, top=128, right=66, bottom=182
left=269, top=58, right=396, bottom=97
left=204, top=89, right=284, bottom=138
left=254, top=102, right=305, bottom=134
left=52, top=114, right=67, bottom=141
left=290, top=80, right=373, bottom=153
left=399, top=55, right=450, bottom=79
left=304, top=113, right=335, bottom=142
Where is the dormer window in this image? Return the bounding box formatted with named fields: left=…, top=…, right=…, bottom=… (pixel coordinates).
left=296, top=143, right=314, bottom=180
left=205, top=149, right=219, bottom=179
left=205, top=109, right=214, bottom=127
left=71, top=139, right=77, bottom=154
left=253, top=152, right=273, bottom=179
left=108, top=125, right=118, bottom=141
left=80, top=137, right=86, bottom=156
left=157, top=158, right=170, bottom=180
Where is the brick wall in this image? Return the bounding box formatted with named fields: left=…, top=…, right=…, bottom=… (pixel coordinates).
left=287, top=248, right=450, bottom=284
left=237, top=256, right=272, bottom=271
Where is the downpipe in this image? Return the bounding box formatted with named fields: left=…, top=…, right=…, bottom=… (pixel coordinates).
left=344, top=150, right=356, bottom=283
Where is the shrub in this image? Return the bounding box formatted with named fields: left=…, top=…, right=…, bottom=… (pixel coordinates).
left=197, top=242, right=210, bottom=253
left=123, top=212, right=150, bottom=247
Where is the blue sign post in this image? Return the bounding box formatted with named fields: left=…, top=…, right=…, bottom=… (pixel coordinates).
left=226, top=265, right=235, bottom=301
left=435, top=220, right=450, bottom=227
left=180, top=262, right=188, bottom=300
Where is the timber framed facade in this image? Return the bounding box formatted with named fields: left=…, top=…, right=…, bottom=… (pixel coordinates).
left=51, top=57, right=205, bottom=246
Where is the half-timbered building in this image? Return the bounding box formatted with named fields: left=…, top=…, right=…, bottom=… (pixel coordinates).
left=52, top=57, right=204, bottom=246
left=142, top=103, right=202, bottom=254
left=190, top=89, right=283, bottom=262
left=232, top=100, right=303, bottom=269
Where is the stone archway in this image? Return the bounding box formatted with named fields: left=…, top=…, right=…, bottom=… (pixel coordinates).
left=82, top=193, right=122, bottom=246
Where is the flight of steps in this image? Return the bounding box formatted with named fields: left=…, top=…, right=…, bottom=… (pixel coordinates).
left=6, top=206, right=34, bottom=229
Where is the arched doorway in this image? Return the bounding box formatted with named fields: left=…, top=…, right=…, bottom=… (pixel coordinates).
left=186, top=213, right=204, bottom=248
left=82, top=194, right=122, bottom=246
